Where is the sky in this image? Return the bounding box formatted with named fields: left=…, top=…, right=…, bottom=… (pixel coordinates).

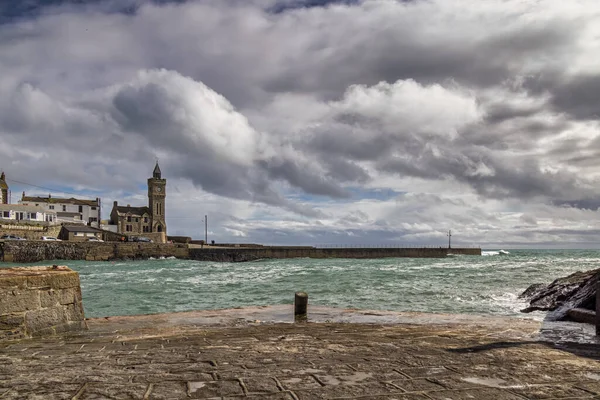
left=0, top=0, right=599, bottom=248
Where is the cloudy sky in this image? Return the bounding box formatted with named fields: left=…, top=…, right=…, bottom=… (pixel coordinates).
left=1, top=0, right=599, bottom=248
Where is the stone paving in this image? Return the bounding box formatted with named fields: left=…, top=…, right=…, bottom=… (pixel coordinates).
left=2, top=307, right=600, bottom=399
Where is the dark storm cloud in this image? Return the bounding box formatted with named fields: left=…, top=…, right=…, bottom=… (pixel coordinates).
left=484, top=104, right=543, bottom=125
left=550, top=74, right=600, bottom=120
left=318, top=156, right=370, bottom=184
left=0, top=0, right=187, bottom=23
left=523, top=72, right=600, bottom=121
left=258, top=157, right=350, bottom=198
left=262, top=8, right=578, bottom=100
left=267, top=0, right=359, bottom=13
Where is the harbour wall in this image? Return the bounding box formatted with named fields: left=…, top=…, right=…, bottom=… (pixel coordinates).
left=188, top=247, right=481, bottom=262
left=0, top=241, right=189, bottom=263
left=0, top=241, right=480, bottom=263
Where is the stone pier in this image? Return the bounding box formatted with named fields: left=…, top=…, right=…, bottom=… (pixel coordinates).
left=2, top=307, right=600, bottom=399
left=0, top=266, right=86, bottom=340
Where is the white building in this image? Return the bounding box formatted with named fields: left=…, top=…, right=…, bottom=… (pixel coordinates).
left=20, top=193, right=101, bottom=227
left=0, top=204, right=58, bottom=224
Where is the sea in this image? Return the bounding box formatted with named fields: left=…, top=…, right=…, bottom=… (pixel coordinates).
left=1, top=249, right=597, bottom=320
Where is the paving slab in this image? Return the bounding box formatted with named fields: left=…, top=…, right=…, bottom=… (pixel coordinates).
left=2, top=306, right=600, bottom=399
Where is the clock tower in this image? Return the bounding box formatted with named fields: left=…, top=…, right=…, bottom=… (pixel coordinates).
left=148, top=162, right=167, bottom=233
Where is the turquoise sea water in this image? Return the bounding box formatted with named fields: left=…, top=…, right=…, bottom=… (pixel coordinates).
left=2, top=249, right=598, bottom=320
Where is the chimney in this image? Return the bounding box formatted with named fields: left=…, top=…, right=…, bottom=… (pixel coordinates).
left=113, top=201, right=118, bottom=207
left=22, top=191, right=25, bottom=200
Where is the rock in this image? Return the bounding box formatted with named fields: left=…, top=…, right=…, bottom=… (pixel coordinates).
left=520, top=268, right=600, bottom=321
left=519, top=283, right=545, bottom=299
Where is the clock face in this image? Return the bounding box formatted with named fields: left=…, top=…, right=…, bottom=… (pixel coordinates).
left=156, top=187, right=162, bottom=192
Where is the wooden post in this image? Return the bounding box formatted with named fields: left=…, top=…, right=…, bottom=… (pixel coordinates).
left=295, top=292, right=308, bottom=321
left=596, top=277, right=600, bottom=336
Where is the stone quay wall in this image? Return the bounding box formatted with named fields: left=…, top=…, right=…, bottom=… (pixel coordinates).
left=189, top=247, right=481, bottom=262
left=0, top=241, right=189, bottom=263
left=1, top=242, right=480, bottom=263
left=0, top=266, right=86, bottom=340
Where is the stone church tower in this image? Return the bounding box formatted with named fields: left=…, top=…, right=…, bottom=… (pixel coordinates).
left=0, top=172, right=8, bottom=204
left=148, top=162, right=166, bottom=233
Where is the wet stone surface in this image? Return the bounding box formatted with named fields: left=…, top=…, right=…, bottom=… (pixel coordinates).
left=2, top=310, right=600, bottom=399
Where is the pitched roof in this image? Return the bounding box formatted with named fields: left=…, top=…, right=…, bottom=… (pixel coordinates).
left=21, top=196, right=99, bottom=207
left=61, top=225, right=102, bottom=233
left=115, top=205, right=150, bottom=216
left=56, top=211, right=82, bottom=217
left=0, top=204, right=51, bottom=213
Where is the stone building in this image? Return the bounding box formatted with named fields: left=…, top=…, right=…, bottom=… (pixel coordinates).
left=0, top=172, right=8, bottom=204
left=109, top=162, right=167, bottom=241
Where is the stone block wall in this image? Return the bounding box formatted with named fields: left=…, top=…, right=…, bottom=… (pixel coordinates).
left=0, top=223, right=62, bottom=240
left=0, top=241, right=190, bottom=263
left=0, top=266, right=86, bottom=340
left=189, top=247, right=481, bottom=261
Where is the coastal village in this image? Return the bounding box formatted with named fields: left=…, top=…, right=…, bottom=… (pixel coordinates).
left=0, top=163, right=169, bottom=243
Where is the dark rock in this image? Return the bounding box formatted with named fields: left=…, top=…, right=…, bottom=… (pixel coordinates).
left=520, top=268, right=600, bottom=321
left=519, top=283, right=545, bottom=299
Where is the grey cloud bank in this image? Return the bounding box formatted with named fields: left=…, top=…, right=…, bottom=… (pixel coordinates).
left=0, top=0, right=599, bottom=247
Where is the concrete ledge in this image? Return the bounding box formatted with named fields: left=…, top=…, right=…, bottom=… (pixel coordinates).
left=0, top=266, right=87, bottom=341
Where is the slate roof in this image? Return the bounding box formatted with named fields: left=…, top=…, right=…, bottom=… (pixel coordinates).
left=22, top=195, right=99, bottom=207
left=115, top=205, right=151, bottom=216
left=61, top=225, right=102, bottom=233
left=56, top=212, right=82, bottom=217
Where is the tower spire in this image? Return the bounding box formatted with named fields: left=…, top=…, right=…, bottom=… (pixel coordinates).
left=153, top=161, right=162, bottom=179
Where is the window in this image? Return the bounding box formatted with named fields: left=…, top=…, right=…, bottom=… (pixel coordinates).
left=91, top=207, right=97, bottom=210
left=75, top=232, right=84, bottom=236
left=35, top=204, right=39, bottom=206
left=127, top=216, right=132, bottom=222
left=143, top=226, right=149, bottom=233
left=126, top=225, right=132, bottom=232
left=135, top=218, right=139, bottom=223
left=29, top=213, right=37, bottom=220
left=62, top=205, right=66, bottom=212
left=144, top=217, right=148, bottom=223
left=49, top=205, right=54, bottom=210
left=89, top=217, right=97, bottom=223
left=2, top=211, right=9, bottom=218
left=78, top=205, right=83, bottom=213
